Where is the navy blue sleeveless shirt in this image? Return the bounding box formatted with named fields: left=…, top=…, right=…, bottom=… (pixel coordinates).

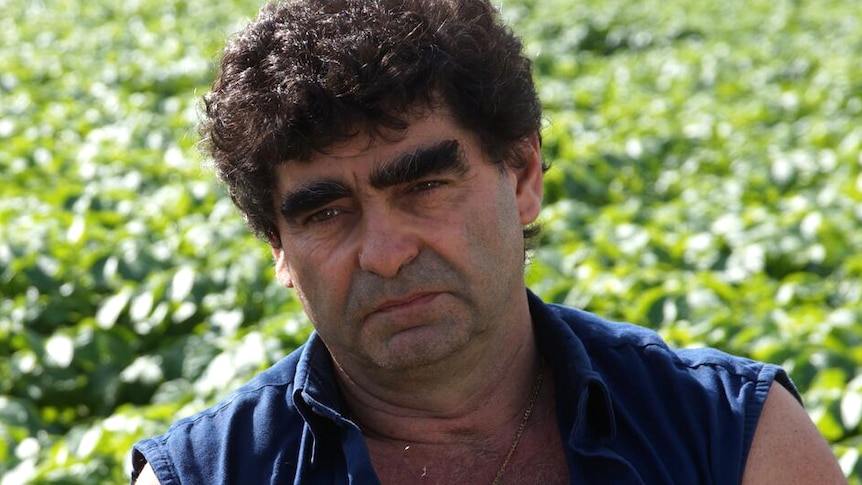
left=132, top=290, right=797, bottom=484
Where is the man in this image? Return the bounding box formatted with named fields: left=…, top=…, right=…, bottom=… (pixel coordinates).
left=132, top=0, right=846, bottom=483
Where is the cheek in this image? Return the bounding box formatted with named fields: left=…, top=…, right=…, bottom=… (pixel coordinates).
left=288, top=274, right=327, bottom=328
left=490, top=180, right=524, bottom=237
left=286, top=251, right=350, bottom=310
left=448, top=188, right=521, bottom=266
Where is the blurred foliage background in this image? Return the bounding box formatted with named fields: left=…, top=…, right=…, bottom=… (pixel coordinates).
left=1, top=0, right=860, bottom=482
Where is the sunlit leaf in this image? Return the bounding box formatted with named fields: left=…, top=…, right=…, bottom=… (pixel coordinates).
left=95, top=289, right=132, bottom=330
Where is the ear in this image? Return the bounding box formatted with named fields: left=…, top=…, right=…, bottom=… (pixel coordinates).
left=271, top=244, right=295, bottom=288
left=511, top=132, right=544, bottom=225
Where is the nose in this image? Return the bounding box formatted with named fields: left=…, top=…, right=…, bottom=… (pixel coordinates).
left=357, top=208, right=419, bottom=278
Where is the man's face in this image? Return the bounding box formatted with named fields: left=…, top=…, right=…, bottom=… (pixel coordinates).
left=271, top=109, right=543, bottom=372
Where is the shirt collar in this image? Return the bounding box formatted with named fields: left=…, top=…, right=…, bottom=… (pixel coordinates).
left=527, top=290, right=617, bottom=446
left=293, top=332, right=343, bottom=416
left=291, top=332, right=352, bottom=465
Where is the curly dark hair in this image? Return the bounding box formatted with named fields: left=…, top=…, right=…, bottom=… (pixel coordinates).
left=201, top=0, right=544, bottom=244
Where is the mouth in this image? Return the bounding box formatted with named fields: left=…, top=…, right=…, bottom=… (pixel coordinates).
left=371, top=292, right=441, bottom=315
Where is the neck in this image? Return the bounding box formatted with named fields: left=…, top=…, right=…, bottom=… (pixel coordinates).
left=335, top=300, right=540, bottom=444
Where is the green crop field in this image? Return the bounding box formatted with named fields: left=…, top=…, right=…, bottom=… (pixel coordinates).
left=2, top=0, right=861, bottom=482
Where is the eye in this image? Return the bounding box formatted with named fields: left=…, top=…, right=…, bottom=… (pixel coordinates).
left=305, top=207, right=344, bottom=225
left=412, top=180, right=446, bottom=192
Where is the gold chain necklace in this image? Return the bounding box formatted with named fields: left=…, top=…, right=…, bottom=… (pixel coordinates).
left=491, top=361, right=545, bottom=485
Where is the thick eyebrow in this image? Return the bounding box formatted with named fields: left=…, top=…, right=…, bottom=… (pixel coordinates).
left=279, top=180, right=352, bottom=223
left=369, top=139, right=467, bottom=190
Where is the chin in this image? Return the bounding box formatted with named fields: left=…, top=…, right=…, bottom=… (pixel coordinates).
left=369, top=326, right=472, bottom=370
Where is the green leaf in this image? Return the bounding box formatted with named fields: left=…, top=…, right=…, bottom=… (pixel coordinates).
left=95, top=289, right=132, bottom=330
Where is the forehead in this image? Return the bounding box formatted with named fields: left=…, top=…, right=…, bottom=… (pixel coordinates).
left=273, top=109, right=480, bottom=190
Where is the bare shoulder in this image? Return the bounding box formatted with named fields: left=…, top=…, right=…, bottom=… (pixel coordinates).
left=741, top=382, right=847, bottom=484
left=134, top=462, right=162, bottom=485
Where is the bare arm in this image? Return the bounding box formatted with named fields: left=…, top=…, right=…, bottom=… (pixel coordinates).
left=134, top=462, right=162, bottom=485
left=741, top=382, right=847, bottom=484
